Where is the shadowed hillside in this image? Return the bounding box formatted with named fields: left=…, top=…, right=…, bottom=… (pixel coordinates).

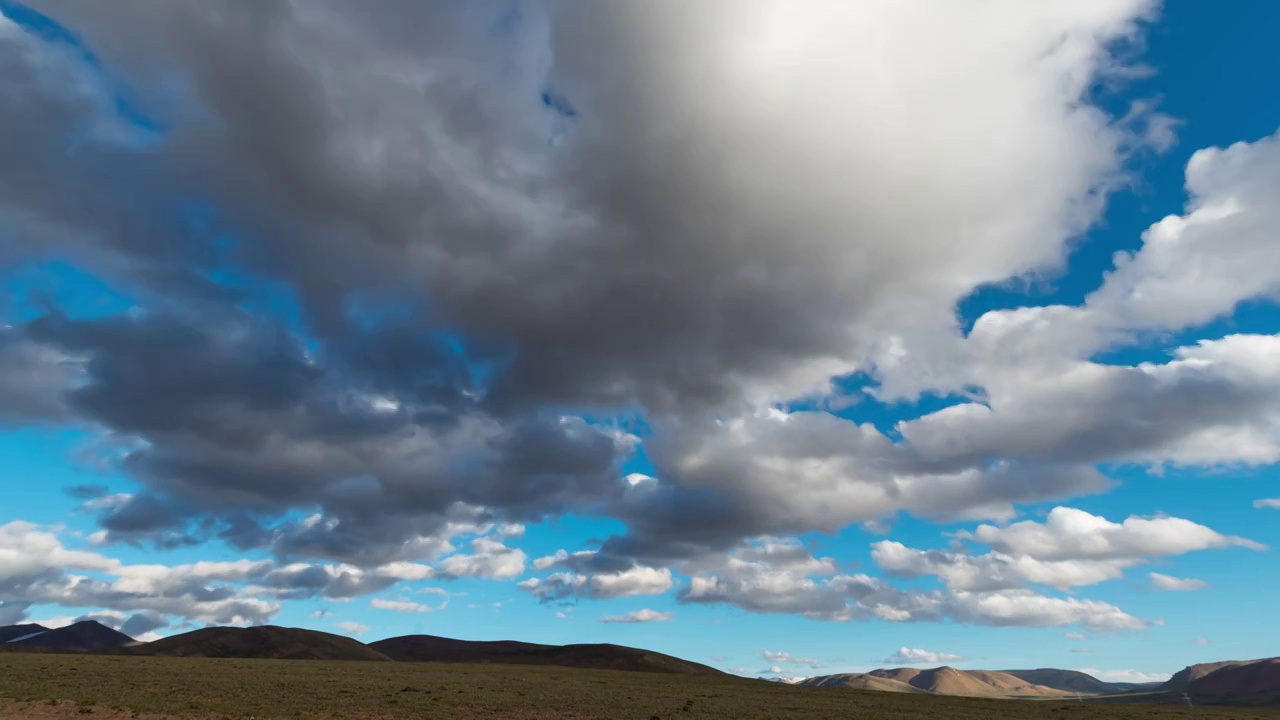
left=370, top=634, right=724, bottom=676
left=1001, top=668, right=1133, bottom=695
left=1158, top=658, right=1280, bottom=706
left=2, top=621, right=134, bottom=653
left=0, top=624, right=48, bottom=644
left=128, top=626, right=391, bottom=661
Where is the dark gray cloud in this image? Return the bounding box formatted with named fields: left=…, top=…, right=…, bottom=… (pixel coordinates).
left=0, top=601, right=30, bottom=625
left=0, top=325, right=80, bottom=425
left=4, top=0, right=1240, bottom=584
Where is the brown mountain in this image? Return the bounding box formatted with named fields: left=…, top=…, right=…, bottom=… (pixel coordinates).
left=369, top=634, right=724, bottom=676
left=1189, top=658, right=1280, bottom=705
left=1001, top=668, right=1124, bottom=695
left=128, top=626, right=391, bottom=661
left=2, top=621, right=134, bottom=652
left=1163, top=658, right=1263, bottom=690
left=1161, top=657, right=1280, bottom=706
left=800, top=673, right=926, bottom=693
left=803, top=666, right=1074, bottom=698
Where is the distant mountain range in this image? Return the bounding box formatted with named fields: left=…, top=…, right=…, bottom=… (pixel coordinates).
left=369, top=634, right=723, bottom=675
left=2, top=621, right=1275, bottom=704
left=802, top=666, right=1092, bottom=698
left=0, top=621, right=720, bottom=676
left=124, top=626, right=393, bottom=662
left=803, top=659, right=1280, bottom=706
left=0, top=620, right=134, bottom=652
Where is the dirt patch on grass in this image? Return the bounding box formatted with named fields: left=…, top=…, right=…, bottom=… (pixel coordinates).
left=0, top=699, right=209, bottom=719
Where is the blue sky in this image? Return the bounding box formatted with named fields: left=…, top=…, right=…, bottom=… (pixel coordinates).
left=1, top=0, right=1278, bottom=683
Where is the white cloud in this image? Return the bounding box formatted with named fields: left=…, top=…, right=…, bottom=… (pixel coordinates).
left=885, top=647, right=964, bottom=665
left=879, top=129, right=1280, bottom=480
left=1255, top=499, right=1280, bottom=510
left=678, top=538, right=1146, bottom=631
left=762, top=650, right=823, bottom=668
left=872, top=508, right=1256, bottom=597
left=1149, top=573, right=1208, bottom=592
left=337, top=621, right=370, bottom=636
left=519, top=566, right=673, bottom=601
left=1077, top=668, right=1171, bottom=684
left=960, top=507, right=1264, bottom=561
left=0, top=522, right=277, bottom=627
left=371, top=598, right=436, bottom=613
left=1193, top=637, right=1211, bottom=645
left=436, top=537, right=527, bottom=580
left=600, top=608, right=673, bottom=623
left=1066, top=631, right=1087, bottom=640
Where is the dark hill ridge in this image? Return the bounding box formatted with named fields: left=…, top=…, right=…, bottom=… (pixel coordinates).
left=1156, top=657, right=1280, bottom=706
left=127, top=626, right=392, bottom=661
left=1187, top=658, right=1280, bottom=705
left=1000, top=668, right=1122, bottom=695
left=0, top=623, right=48, bottom=643
left=2, top=621, right=134, bottom=652
left=370, top=634, right=724, bottom=676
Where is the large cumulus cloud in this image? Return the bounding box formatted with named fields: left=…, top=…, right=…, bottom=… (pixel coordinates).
left=0, top=0, right=1275, bottom=631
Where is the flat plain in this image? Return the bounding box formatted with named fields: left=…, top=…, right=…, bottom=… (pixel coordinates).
left=1, top=653, right=1277, bottom=720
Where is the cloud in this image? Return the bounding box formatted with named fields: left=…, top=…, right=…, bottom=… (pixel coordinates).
left=885, top=647, right=965, bottom=665
left=519, top=565, right=673, bottom=601
left=435, top=536, right=527, bottom=580
left=676, top=537, right=1147, bottom=631
left=0, top=521, right=277, bottom=626
left=3, top=0, right=1273, bottom=633
left=965, top=507, right=1266, bottom=559
left=1077, top=668, right=1172, bottom=684
left=762, top=651, right=823, bottom=669
left=0, top=325, right=82, bottom=425
left=1193, top=637, right=1211, bottom=645
left=371, top=598, right=437, bottom=614
left=1149, top=573, right=1208, bottom=592
left=1066, top=632, right=1087, bottom=640
left=870, top=507, right=1256, bottom=599
left=600, top=608, right=672, bottom=624
left=1255, top=499, right=1280, bottom=510
left=0, top=0, right=1172, bottom=575
left=336, top=621, right=369, bottom=636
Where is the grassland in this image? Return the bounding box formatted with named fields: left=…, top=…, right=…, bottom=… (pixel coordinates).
left=1, top=653, right=1277, bottom=720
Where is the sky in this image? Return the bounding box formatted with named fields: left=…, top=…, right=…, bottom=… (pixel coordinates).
left=0, top=0, right=1278, bottom=684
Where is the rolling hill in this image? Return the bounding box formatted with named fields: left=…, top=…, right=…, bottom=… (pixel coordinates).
left=803, top=666, right=1081, bottom=698
left=370, top=634, right=724, bottom=676
left=0, top=623, right=48, bottom=644
left=1, top=620, right=135, bottom=652
left=1000, top=668, right=1127, bottom=695
left=1159, top=657, right=1280, bottom=706
left=801, top=672, right=927, bottom=693
left=128, top=626, right=392, bottom=661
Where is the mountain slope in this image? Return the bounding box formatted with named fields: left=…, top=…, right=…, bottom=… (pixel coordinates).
left=1188, top=658, right=1280, bottom=705
left=4, top=621, right=134, bottom=652
left=370, top=634, right=723, bottom=676
left=806, top=666, right=1073, bottom=698
left=1162, top=658, right=1275, bottom=691
left=1001, top=668, right=1120, bottom=695
left=129, top=626, right=391, bottom=661
left=801, top=673, right=927, bottom=693
left=0, top=624, right=48, bottom=644
left=1156, top=657, right=1280, bottom=706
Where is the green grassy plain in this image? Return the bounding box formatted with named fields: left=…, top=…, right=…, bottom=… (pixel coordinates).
left=1, top=652, right=1277, bottom=720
